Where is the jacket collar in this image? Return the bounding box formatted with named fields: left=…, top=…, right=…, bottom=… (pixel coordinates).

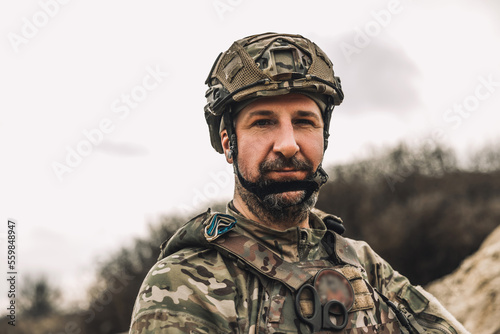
left=226, top=202, right=327, bottom=263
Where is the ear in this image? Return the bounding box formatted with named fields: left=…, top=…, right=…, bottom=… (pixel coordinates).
left=220, top=129, right=233, bottom=164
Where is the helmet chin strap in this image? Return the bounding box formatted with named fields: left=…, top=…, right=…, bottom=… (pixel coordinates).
left=235, top=161, right=329, bottom=203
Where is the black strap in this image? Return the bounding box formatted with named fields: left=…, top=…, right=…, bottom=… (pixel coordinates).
left=374, top=289, right=417, bottom=334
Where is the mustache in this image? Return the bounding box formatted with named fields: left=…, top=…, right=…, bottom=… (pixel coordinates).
left=259, top=156, right=314, bottom=174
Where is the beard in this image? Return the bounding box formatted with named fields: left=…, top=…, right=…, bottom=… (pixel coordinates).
left=235, top=156, right=319, bottom=229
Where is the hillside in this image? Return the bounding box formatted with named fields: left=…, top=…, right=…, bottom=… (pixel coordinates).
left=427, top=225, right=500, bottom=334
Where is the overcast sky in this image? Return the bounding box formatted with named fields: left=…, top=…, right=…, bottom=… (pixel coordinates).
left=1, top=0, right=499, bottom=308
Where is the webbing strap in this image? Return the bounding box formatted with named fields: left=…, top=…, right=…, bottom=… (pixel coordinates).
left=213, top=232, right=312, bottom=292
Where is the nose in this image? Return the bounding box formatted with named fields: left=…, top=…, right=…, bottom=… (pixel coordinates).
left=273, top=123, right=299, bottom=159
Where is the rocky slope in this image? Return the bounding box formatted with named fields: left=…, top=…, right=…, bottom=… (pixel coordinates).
left=427, top=224, right=500, bottom=334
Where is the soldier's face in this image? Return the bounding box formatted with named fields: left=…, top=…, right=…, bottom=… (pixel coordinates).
left=227, top=93, right=325, bottom=205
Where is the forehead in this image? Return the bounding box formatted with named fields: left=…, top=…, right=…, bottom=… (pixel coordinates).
left=235, top=94, right=322, bottom=120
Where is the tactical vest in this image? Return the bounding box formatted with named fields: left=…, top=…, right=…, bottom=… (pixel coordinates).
left=159, top=209, right=457, bottom=334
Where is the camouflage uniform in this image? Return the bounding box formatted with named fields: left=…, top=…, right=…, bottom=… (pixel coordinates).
left=129, top=205, right=469, bottom=334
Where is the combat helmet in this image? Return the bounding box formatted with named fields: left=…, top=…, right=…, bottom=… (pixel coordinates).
left=204, top=32, right=344, bottom=155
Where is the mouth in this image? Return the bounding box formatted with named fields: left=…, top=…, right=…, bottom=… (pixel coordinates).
left=259, top=157, right=314, bottom=183
left=265, top=169, right=308, bottom=180
left=237, top=163, right=326, bottom=201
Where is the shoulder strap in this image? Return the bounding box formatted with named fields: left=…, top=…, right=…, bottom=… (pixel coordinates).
left=212, top=229, right=365, bottom=291
left=213, top=231, right=313, bottom=292
left=157, top=210, right=313, bottom=291
left=209, top=210, right=366, bottom=291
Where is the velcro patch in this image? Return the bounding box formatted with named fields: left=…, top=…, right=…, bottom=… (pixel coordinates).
left=204, top=214, right=236, bottom=242
left=336, top=266, right=374, bottom=312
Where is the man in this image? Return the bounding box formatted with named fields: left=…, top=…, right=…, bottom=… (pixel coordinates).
left=129, top=33, right=468, bottom=333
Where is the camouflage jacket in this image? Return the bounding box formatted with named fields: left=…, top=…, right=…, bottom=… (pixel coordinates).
left=129, top=206, right=469, bottom=334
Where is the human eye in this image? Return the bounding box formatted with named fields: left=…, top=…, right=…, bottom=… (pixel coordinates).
left=251, top=118, right=274, bottom=127
left=294, top=118, right=317, bottom=127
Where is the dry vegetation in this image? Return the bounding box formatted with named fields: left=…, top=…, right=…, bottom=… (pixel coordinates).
left=317, top=143, right=500, bottom=285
